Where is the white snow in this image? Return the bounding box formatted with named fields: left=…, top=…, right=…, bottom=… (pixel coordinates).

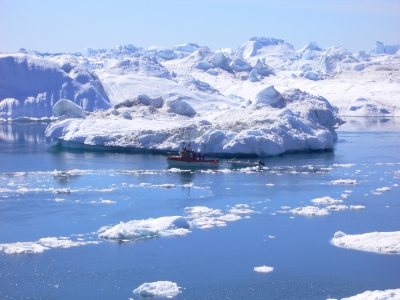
left=133, top=281, right=181, bottom=297
left=254, top=266, right=274, bottom=273
left=331, top=231, right=400, bottom=254
left=341, top=289, right=400, bottom=300
left=98, top=216, right=190, bottom=241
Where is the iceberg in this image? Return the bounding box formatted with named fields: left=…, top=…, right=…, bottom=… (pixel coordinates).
left=341, top=289, right=400, bottom=300
left=133, top=281, right=181, bottom=297
left=331, top=231, right=400, bottom=254
left=45, top=86, right=343, bottom=156
left=0, top=54, right=110, bottom=120
left=98, top=216, right=190, bottom=241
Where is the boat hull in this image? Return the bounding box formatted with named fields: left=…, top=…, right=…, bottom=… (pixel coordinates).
left=166, top=158, right=219, bottom=168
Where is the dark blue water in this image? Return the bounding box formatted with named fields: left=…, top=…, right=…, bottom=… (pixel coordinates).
left=0, top=118, right=399, bottom=299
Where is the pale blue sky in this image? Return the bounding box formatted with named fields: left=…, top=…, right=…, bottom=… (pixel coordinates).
left=1, top=0, right=399, bottom=53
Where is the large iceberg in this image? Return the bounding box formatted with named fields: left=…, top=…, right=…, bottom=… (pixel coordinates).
left=45, top=87, right=343, bottom=156
left=0, top=54, right=110, bottom=121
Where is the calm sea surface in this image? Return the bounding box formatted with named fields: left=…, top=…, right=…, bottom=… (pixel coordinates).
left=0, top=118, right=399, bottom=299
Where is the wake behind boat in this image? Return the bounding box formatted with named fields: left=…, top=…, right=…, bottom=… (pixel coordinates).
left=166, top=143, right=219, bottom=168
left=227, top=158, right=265, bottom=168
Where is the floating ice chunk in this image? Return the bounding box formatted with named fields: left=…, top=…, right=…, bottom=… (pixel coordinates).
left=0, top=242, right=49, bottom=254
left=0, top=237, right=100, bottom=255
left=38, top=237, right=100, bottom=248
left=341, top=194, right=349, bottom=199
left=98, top=216, right=190, bottom=241
left=218, top=214, right=242, bottom=222
left=254, top=266, right=274, bottom=273
left=100, top=200, right=116, bottom=204
left=311, top=196, right=343, bottom=205
left=154, top=184, right=175, bottom=189
left=331, top=231, right=400, bottom=254
left=53, top=99, right=85, bottom=118
left=184, top=206, right=223, bottom=218
left=326, top=205, right=348, bottom=211
left=133, top=281, right=181, bottom=297
left=341, top=288, right=400, bottom=300
left=266, top=183, right=275, bottom=186
left=52, top=188, right=71, bottom=194
left=290, top=206, right=329, bottom=216
left=228, top=207, right=256, bottom=214
left=268, top=235, right=275, bottom=239
left=331, top=179, right=358, bottom=185
left=376, top=186, right=391, bottom=192
left=281, top=206, right=290, bottom=209
left=350, top=205, right=365, bottom=210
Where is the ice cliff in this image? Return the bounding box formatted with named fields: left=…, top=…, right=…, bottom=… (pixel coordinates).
left=0, top=54, right=110, bottom=121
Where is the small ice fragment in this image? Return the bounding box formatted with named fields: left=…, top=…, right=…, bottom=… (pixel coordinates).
left=254, top=266, right=274, bottom=273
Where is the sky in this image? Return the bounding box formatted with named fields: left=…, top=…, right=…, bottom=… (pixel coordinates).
left=1, top=0, right=399, bottom=53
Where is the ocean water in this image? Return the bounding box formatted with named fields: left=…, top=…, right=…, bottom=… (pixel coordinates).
left=0, top=118, right=399, bottom=299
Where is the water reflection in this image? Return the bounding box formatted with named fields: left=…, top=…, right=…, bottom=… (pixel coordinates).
left=340, top=117, right=400, bottom=131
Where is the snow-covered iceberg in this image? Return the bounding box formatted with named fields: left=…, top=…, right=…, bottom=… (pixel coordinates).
left=98, top=216, right=190, bottom=241
left=45, top=87, right=343, bottom=156
left=133, top=281, right=181, bottom=297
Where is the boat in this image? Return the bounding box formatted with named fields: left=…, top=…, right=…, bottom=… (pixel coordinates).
left=227, top=158, right=265, bottom=168
left=166, top=145, right=219, bottom=168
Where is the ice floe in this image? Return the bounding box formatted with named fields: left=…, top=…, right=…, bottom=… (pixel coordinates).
left=98, top=216, right=190, bottom=241
left=331, top=179, right=358, bottom=185
left=290, top=206, right=330, bottom=216
left=0, top=237, right=100, bottom=255
left=331, top=231, right=400, bottom=254
left=350, top=205, right=365, bottom=210
left=254, top=266, right=274, bottom=273
left=311, top=196, right=343, bottom=205
left=341, top=289, right=400, bottom=300
left=133, top=281, right=181, bottom=297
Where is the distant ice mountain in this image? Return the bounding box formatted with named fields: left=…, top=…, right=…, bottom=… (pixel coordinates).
left=1, top=36, right=399, bottom=123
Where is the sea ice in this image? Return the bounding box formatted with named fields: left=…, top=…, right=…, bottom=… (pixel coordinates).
left=350, top=205, right=365, bottom=210
left=341, top=288, right=400, bottom=300
left=254, top=266, right=274, bottom=273
left=98, top=216, right=190, bottom=241
left=133, top=281, right=181, bottom=297
left=311, top=196, right=343, bottom=205
left=290, top=206, right=330, bottom=216
left=331, top=231, right=400, bottom=254
left=331, top=179, right=358, bottom=185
